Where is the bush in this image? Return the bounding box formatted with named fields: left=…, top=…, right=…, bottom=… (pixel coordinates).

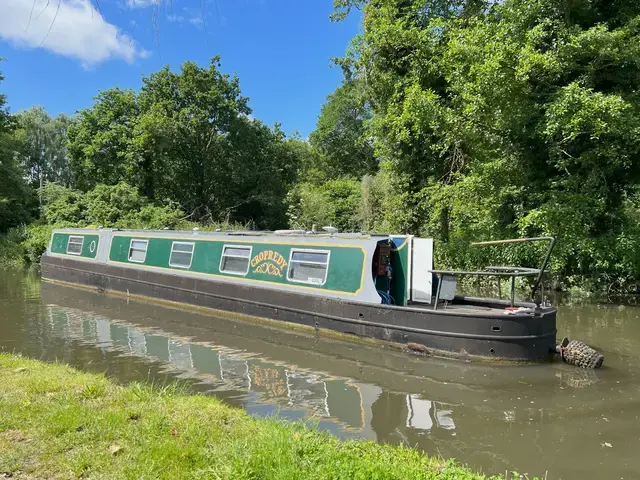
left=84, top=183, right=147, bottom=227
left=41, top=183, right=86, bottom=225
left=360, top=163, right=410, bottom=234
left=22, top=224, right=55, bottom=265
left=0, top=226, right=26, bottom=267
left=0, top=182, right=187, bottom=266
left=0, top=224, right=56, bottom=267
left=287, top=178, right=362, bottom=232
left=41, top=182, right=185, bottom=230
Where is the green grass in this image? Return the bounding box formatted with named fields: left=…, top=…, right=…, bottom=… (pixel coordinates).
left=0, top=353, right=511, bottom=480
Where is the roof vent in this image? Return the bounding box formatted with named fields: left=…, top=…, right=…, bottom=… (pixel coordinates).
left=193, top=227, right=200, bottom=232
left=322, top=226, right=338, bottom=234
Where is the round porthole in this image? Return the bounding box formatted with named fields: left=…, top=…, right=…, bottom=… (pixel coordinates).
left=89, top=241, right=97, bottom=253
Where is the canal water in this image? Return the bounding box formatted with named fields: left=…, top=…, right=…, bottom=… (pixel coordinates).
left=1, top=269, right=639, bottom=479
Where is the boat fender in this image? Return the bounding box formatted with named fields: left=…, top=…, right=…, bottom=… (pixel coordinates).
left=555, top=337, right=604, bottom=369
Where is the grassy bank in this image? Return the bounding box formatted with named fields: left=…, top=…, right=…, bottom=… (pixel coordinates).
left=0, top=354, right=505, bottom=480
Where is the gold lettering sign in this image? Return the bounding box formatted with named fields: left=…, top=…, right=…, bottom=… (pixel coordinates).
left=250, top=250, right=288, bottom=277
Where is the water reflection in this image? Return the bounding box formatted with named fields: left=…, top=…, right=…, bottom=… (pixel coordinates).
left=43, top=303, right=392, bottom=435
left=406, top=395, right=456, bottom=433
left=3, top=272, right=640, bottom=479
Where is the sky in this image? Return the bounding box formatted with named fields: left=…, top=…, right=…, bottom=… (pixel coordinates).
left=0, top=0, right=361, bottom=137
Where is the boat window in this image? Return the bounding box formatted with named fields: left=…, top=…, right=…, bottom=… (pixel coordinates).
left=128, top=239, right=148, bottom=263
left=287, top=249, right=330, bottom=285
left=169, top=242, right=195, bottom=269
left=66, top=235, right=84, bottom=255
left=219, top=245, right=252, bottom=275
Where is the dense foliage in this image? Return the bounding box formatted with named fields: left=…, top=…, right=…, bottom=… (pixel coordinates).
left=312, top=0, right=640, bottom=291
left=0, top=71, right=35, bottom=233
left=15, top=106, right=73, bottom=188
left=67, top=58, right=298, bottom=228
left=308, top=79, right=377, bottom=181
left=287, top=178, right=363, bottom=232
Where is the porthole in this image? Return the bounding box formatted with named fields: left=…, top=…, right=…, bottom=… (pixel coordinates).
left=89, top=241, right=97, bottom=253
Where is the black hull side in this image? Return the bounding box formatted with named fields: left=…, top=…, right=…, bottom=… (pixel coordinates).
left=41, top=255, right=557, bottom=362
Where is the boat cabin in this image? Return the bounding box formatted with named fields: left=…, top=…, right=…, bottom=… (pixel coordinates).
left=46, top=228, right=434, bottom=307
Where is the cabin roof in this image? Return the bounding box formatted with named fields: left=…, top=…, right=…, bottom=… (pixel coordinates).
left=53, top=227, right=397, bottom=241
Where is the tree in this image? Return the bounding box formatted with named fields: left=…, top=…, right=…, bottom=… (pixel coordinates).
left=0, top=155, right=34, bottom=232
left=134, top=58, right=298, bottom=227
left=287, top=178, right=362, bottom=232
left=134, top=58, right=249, bottom=220
left=309, top=79, right=377, bottom=180
left=14, top=106, right=73, bottom=188
left=67, top=88, right=139, bottom=191
left=67, top=58, right=301, bottom=229
left=332, top=0, right=640, bottom=288
left=0, top=69, right=34, bottom=232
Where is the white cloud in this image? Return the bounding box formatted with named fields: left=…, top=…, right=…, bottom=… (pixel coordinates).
left=188, top=16, right=204, bottom=26
left=0, top=0, right=149, bottom=66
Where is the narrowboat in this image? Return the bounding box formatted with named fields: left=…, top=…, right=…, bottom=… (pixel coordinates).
left=40, top=228, right=558, bottom=362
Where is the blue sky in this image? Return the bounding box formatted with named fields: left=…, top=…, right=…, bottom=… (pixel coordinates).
left=0, top=0, right=361, bottom=136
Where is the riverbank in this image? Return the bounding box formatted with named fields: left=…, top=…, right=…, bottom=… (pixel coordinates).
left=0, top=354, right=504, bottom=479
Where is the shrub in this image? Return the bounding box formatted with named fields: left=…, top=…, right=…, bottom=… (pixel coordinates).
left=0, top=226, right=26, bottom=267
left=22, top=224, right=55, bottom=265
left=287, top=178, right=362, bottom=232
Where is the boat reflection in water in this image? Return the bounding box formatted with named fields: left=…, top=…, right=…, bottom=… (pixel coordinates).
left=44, top=300, right=462, bottom=439
left=406, top=395, right=455, bottom=433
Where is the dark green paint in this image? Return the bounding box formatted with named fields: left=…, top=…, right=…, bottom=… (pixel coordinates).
left=109, top=236, right=365, bottom=294
left=390, top=238, right=409, bottom=306
left=374, top=237, right=409, bottom=306
left=51, top=233, right=100, bottom=259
